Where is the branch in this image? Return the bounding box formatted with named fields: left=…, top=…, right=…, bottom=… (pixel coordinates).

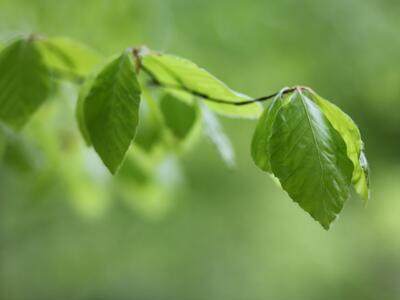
left=140, top=64, right=294, bottom=106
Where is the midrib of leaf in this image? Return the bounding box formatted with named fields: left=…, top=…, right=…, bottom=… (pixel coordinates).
left=298, top=93, right=331, bottom=214
left=101, top=54, right=132, bottom=142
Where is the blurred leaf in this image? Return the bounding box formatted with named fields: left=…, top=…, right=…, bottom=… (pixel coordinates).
left=0, top=38, right=51, bottom=129
left=160, top=93, right=197, bottom=140
left=133, top=89, right=165, bottom=152
left=79, top=50, right=141, bottom=174
left=269, top=91, right=353, bottom=229
left=117, top=152, right=183, bottom=219
left=201, top=103, right=235, bottom=168
left=38, top=36, right=102, bottom=77
left=1, top=134, right=42, bottom=172
left=142, top=52, right=262, bottom=119
left=308, top=91, right=370, bottom=201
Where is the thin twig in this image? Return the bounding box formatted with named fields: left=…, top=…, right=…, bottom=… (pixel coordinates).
left=140, top=62, right=295, bottom=106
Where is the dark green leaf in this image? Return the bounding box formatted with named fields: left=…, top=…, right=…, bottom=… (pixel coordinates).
left=307, top=91, right=370, bottom=201
left=142, top=53, right=262, bottom=118
left=269, top=91, right=353, bottom=229
left=76, top=71, right=96, bottom=146
left=251, top=93, right=288, bottom=173
left=0, top=38, right=51, bottom=129
left=160, top=93, right=197, bottom=140
left=80, top=50, right=141, bottom=174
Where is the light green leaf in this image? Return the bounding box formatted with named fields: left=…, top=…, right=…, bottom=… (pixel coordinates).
left=142, top=53, right=262, bottom=119
left=201, top=103, right=235, bottom=168
left=0, top=38, right=51, bottom=129
left=269, top=91, right=353, bottom=229
left=38, top=36, right=102, bottom=77
left=307, top=90, right=370, bottom=201
left=80, top=50, right=141, bottom=174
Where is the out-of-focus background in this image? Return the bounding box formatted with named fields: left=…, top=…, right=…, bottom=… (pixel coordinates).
left=1, top=0, right=400, bottom=299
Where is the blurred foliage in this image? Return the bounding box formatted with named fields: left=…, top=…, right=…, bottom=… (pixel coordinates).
left=0, top=0, right=400, bottom=299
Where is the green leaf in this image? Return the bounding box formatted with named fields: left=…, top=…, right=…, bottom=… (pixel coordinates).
left=37, top=36, right=102, bottom=77
left=307, top=91, right=370, bottom=201
left=133, top=98, right=164, bottom=152
left=269, top=91, right=353, bottom=229
left=142, top=53, right=262, bottom=119
left=79, top=50, right=141, bottom=174
left=251, top=93, right=289, bottom=173
left=76, top=71, right=96, bottom=146
left=0, top=38, right=51, bottom=129
left=160, top=93, right=197, bottom=140
left=201, top=103, right=235, bottom=168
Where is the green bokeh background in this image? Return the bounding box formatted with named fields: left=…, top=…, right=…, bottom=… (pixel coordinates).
left=1, top=0, right=400, bottom=299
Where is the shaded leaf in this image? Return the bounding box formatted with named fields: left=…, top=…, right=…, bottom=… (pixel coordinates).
left=80, top=50, right=141, bottom=174
left=269, top=91, right=353, bottom=229
left=0, top=38, right=51, bottom=129
left=142, top=53, right=262, bottom=118
left=251, top=93, right=289, bottom=173
left=160, top=93, right=197, bottom=140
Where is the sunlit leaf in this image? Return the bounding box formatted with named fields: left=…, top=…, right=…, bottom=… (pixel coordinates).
left=0, top=38, right=51, bottom=129
left=269, top=91, right=353, bottom=229
left=79, top=50, right=141, bottom=174
left=201, top=103, right=235, bottom=168
left=307, top=90, right=370, bottom=201
left=142, top=52, right=262, bottom=119
left=38, top=36, right=102, bottom=78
